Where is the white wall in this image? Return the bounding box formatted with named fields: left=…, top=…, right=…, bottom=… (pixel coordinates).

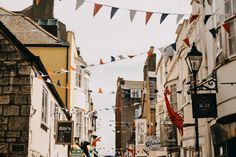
left=30, top=70, right=68, bottom=157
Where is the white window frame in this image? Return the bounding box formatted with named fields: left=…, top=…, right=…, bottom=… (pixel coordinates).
left=227, top=19, right=236, bottom=57
left=41, top=87, right=48, bottom=127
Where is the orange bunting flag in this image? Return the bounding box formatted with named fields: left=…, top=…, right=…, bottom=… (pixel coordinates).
left=183, top=37, right=190, bottom=47
left=145, top=12, right=153, bottom=25
left=189, top=15, right=199, bottom=23
left=222, top=23, right=230, bottom=33
left=98, top=88, right=103, bottom=94
left=92, top=137, right=102, bottom=147
left=99, top=58, right=105, bottom=64
left=37, top=75, right=43, bottom=80
left=93, top=3, right=103, bottom=17
left=69, top=66, right=76, bottom=71
left=36, top=0, right=40, bottom=6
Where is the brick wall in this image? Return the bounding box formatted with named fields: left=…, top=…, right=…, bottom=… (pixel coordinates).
left=0, top=32, right=31, bottom=157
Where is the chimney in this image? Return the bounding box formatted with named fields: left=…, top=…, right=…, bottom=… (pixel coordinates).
left=32, top=0, right=54, bottom=19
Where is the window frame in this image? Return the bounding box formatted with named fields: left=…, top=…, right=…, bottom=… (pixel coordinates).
left=41, top=87, right=49, bottom=130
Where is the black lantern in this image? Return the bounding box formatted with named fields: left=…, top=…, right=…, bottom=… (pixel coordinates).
left=185, top=42, right=203, bottom=73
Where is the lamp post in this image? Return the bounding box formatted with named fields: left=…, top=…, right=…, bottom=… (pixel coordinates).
left=185, top=42, right=203, bottom=157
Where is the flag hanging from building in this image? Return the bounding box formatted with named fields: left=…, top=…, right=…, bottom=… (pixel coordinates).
left=164, top=89, right=183, bottom=136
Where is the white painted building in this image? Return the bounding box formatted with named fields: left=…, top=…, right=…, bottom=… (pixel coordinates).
left=30, top=70, right=69, bottom=157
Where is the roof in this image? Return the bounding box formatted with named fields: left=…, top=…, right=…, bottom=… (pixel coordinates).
left=0, top=7, right=68, bottom=46
left=0, top=20, right=71, bottom=120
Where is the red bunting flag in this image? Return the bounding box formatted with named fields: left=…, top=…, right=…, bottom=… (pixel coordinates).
left=164, top=88, right=183, bottom=136
left=93, top=3, right=103, bottom=17
left=222, top=23, right=230, bottom=33
left=183, top=37, right=190, bottom=47
left=92, top=137, right=102, bottom=147
left=145, top=12, right=153, bottom=25
left=189, top=15, right=199, bottom=23
left=99, top=58, right=104, bottom=64
left=36, top=0, right=40, bottom=6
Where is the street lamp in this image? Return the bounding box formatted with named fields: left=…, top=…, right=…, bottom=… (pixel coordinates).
left=185, top=42, right=203, bottom=157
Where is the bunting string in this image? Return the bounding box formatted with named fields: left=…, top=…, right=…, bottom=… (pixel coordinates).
left=75, top=0, right=231, bottom=24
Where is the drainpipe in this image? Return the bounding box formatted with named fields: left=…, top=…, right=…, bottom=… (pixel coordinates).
left=66, top=46, right=69, bottom=110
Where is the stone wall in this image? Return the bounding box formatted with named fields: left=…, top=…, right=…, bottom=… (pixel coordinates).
left=0, top=31, right=31, bottom=157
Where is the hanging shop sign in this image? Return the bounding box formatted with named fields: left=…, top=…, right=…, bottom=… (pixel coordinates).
left=56, top=121, right=74, bottom=145
left=145, top=136, right=161, bottom=151
left=191, top=93, right=217, bottom=118
left=160, top=123, right=178, bottom=147
left=70, top=148, right=84, bottom=157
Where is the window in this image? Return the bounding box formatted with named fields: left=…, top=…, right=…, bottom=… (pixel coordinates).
left=84, top=77, right=89, bottom=101
left=224, top=0, right=236, bottom=18
left=41, top=88, right=48, bottom=127
left=75, top=65, right=82, bottom=87
left=170, top=84, right=177, bottom=111
left=54, top=105, right=59, bottom=133
left=228, top=20, right=236, bottom=56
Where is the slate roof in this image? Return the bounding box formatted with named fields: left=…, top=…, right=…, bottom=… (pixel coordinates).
left=0, top=7, right=68, bottom=46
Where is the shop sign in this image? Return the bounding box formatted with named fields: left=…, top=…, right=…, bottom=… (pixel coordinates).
left=56, top=121, right=74, bottom=145
left=191, top=93, right=217, bottom=118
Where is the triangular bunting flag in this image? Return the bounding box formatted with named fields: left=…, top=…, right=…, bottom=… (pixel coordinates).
left=80, top=65, right=86, bottom=69
left=93, top=3, right=103, bottom=17
left=37, top=75, right=43, bottom=80
left=171, top=43, right=176, bottom=51
left=183, top=37, right=190, bottom=47
left=176, top=14, right=184, bottom=24
left=209, top=28, right=217, bottom=38
left=204, top=15, right=212, bottom=24
left=128, top=55, right=135, bottom=58
left=36, top=0, right=40, bottom=6
left=164, top=45, right=174, bottom=56
left=160, top=13, right=169, bottom=24
left=98, top=88, right=103, bottom=94
left=189, top=15, right=199, bottom=23
left=61, top=68, right=69, bottom=73
left=69, top=66, right=76, bottom=71
left=145, top=12, right=153, bottom=25
left=110, top=7, right=119, bottom=19
left=222, top=23, right=230, bottom=33
left=57, top=80, right=61, bottom=86
left=111, top=56, right=115, bottom=62
left=75, top=0, right=84, bottom=10
left=99, top=58, right=105, bottom=64
left=46, top=78, right=52, bottom=83
left=130, top=10, right=137, bottom=22
left=118, top=55, right=125, bottom=60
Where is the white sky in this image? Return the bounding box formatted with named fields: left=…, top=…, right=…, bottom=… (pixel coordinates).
left=0, top=0, right=191, bottom=156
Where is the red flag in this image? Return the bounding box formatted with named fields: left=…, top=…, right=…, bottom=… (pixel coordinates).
left=92, top=137, right=102, bottom=147
left=183, top=37, right=190, bottom=47
left=93, top=3, right=103, bottom=17
left=164, top=89, right=183, bottom=136
left=145, top=12, right=153, bottom=25
left=222, top=23, right=230, bottom=33
left=189, top=15, right=199, bottom=23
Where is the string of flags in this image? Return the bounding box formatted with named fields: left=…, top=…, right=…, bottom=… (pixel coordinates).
left=75, top=0, right=228, bottom=25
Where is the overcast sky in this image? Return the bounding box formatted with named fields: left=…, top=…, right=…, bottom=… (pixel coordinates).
left=0, top=0, right=191, bottom=156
